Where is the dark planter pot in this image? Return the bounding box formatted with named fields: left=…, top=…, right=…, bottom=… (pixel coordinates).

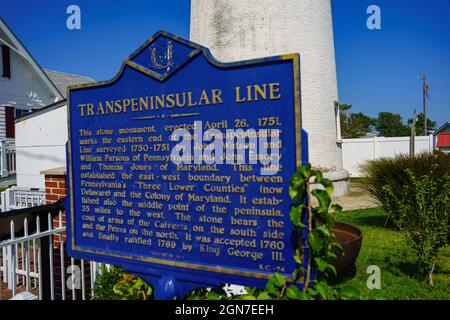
left=331, top=222, right=363, bottom=275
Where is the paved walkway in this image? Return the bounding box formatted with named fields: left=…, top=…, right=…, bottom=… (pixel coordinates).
left=333, top=182, right=378, bottom=212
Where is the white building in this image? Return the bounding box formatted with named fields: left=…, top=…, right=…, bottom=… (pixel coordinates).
left=0, top=17, right=92, bottom=187
left=190, top=0, right=349, bottom=196
left=0, top=18, right=63, bottom=139
left=15, top=101, right=68, bottom=189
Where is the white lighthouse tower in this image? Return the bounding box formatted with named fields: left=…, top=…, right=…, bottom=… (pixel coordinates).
left=190, top=0, right=349, bottom=196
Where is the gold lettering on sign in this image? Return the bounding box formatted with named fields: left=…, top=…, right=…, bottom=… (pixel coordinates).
left=74, top=70, right=293, bottom=274
left=77, top=84, right=280, bottom=117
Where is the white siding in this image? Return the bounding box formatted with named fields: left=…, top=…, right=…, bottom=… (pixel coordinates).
left=15, top=105, right=68, bottom=189
left=0, top=106, right=5, bottom=139
left=0, top=46, right=56, bottom=109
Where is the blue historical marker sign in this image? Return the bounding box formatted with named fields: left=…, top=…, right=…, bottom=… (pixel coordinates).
left=66, top=31, right=308, bottom=298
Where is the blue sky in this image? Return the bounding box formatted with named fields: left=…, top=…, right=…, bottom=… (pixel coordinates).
left=1, top=0, right=449, bottom=124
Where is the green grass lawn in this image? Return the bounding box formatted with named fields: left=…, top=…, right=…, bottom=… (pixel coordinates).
left=334, top=207, right=450, bottom=300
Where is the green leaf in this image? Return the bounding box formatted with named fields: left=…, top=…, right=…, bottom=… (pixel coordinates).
left=314, top=256, right=337, bottom=276
left=134, top=279, right=145, bottom=289
left=331, top=204, right=343, bottom=213
left=297, top=292, right=311, bottom=300
left=314, top=170, right=323, bottom=182
left=290, top=205, right=305, bottom=227
left=321, top=179, right=334, bottom=197
left=206, top=291, right=223, bottom=300
left=298, top=165, right=310, bottom=179
left=313, top=170, right=334, bottom=196
left=314, top=257, right=331, bottom=273
left=314, top=281, right=331, bottom=300
left=333, top=242, right=344, bottom=251
left=336, top=286, right=361, bottom=300
left=272, top=273, right=286, bottom=287
left=309, top=232, right=324, bottom=254
left=265, top=280, right=279, bottom=297
left=290, top=173, right=305, bottom=188
left=289, top=170, right=310, bottom=201
left=112, top=286, right=122, bottom=295
left=316, top=225, right=332, bottom=237
left=240, top=295, right=257, bottom=300
left=288, top=185, right=298, bottom=200
left=244, top=287, right=256, bottom=296
left=291, top=172, right=301, bottom=181
left=326, top=251, right=338, bottom=260
left=256, top=292, right=271, bottom=300
left=286, top=285, right=302, bottom=300
left=311, top=189, right=331, bottom=213
left=294, top=249, right=302, bottom=264
left=328, top=264, right=337, bottom=276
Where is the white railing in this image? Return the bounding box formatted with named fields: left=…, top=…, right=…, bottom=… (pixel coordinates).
left=0, top=139, right=16, bottom=177
left=0, top=208, right=103, bottom=300
left=1, top=187, right=45, bottom=212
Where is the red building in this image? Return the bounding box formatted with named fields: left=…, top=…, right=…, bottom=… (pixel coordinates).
left=434, top=122, right=450, bottom=153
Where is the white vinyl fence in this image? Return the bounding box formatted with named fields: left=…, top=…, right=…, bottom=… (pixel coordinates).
left=342, top=135, right=434, bottom=177
left=0, top=204, right=103, bottom=300
left=0, top=139, right=16, bottom=177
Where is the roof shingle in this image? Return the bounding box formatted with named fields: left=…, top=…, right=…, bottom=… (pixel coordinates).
left=44, top=69, right=94, bottom=97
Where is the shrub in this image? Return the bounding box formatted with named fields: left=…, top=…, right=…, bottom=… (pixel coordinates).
left=362, top=152, right=450, bottom=225
left=92, top=265, right=125, bottom=300
left=112, top=274, right=153, bottom=300
left=363, top=152, right=450, bottom=285
left=384, top=169, right=449, bottom=285
left=92, top=265, right=152, bottom=300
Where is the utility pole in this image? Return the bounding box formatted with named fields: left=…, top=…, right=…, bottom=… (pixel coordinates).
left=420, top=74, right=428, bottom=135
left=410, top=107, right=416, bottom=157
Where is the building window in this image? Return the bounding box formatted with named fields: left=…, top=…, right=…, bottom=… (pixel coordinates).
left=1, top=107, right=32, bottom=139
left=1, top=45, right=11, bottom=78
left=15, top=108, right=32, bottom=118
left=5, top=106, right=14, bottom=138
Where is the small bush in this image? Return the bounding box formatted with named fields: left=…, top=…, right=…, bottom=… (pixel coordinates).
left=362, top=152, right=450, bottom=285
left=384, top=169, right=449, bottom=285
left=112, top=274, right=153, bottom=300
left=92, top=265, right=152, bottom=300
left=362, top=152, right=450, bottom=224
left=92, top=265, right=124, bottom=300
